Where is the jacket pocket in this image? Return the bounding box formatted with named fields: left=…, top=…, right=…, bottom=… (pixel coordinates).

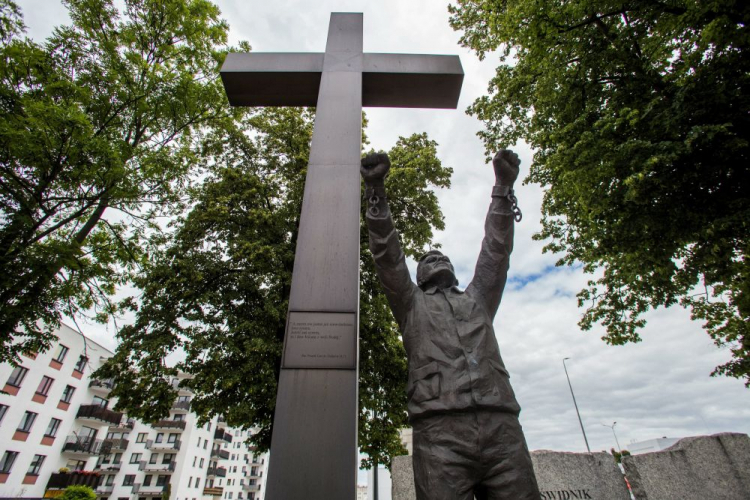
left=408, top=361, right=440, bottom=403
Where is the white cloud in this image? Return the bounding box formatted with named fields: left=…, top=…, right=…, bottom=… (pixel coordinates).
left=15, top=0, right=750, bottom=456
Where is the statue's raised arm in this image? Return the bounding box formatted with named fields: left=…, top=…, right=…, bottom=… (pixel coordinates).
left=466, top=149, right=522, bottom=320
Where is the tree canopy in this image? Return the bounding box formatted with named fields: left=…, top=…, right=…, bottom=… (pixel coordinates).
left=95, top=106, right=452, bottom=468
left=0, top=0, right=234, bottom=362
left=449, top=0, right=750, bottom=384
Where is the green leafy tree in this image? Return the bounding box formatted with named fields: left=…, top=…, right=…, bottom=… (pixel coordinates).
left=449, top=0, right=750, bottom=384
left=61, top=485, right=96, bottom=500
left=0, top=0, right=235, bottom=363
left=95, top=107, right=452, bottom=468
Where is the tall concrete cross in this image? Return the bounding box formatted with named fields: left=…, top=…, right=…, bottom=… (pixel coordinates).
left=220, top=13, right=463, bottom=500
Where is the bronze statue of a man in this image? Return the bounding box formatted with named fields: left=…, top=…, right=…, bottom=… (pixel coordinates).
left=361, top=150, right=541, bottom=500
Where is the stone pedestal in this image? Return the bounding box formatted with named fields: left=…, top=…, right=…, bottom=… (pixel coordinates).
left=391, top=450, right=630, bottom=500
left=531, top=450, right=631, bottom=499
left=622, top=432, right=750, bottom=500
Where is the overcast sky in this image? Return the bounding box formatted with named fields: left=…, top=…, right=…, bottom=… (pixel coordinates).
left=15, top=0, right=749, bottom=459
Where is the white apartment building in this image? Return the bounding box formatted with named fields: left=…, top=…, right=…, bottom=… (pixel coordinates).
left=0, top=324, right=269, bottom=500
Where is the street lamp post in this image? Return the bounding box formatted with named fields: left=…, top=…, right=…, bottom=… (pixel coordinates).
left=563, top=357, right=591, bottom=453
left=601, top=421, right=621, bottom=453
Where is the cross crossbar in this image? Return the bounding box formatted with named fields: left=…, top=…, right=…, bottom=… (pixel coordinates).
left=221, top=52, right=463, bottom=108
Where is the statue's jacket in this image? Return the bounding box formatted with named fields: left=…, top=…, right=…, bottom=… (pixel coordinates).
left=366, top=185, right=521, bottom=421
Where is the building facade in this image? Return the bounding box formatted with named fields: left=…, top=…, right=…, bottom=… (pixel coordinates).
left=0, top=324, right=269, bottom=500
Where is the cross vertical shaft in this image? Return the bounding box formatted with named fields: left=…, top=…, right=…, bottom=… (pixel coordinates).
left=264, top=13, right=363, bottom=500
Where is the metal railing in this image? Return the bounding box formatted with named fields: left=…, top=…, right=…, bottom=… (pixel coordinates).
left=210, top=449, right=230, bottom=460
left=46, top=471, right=101, bottom=490
left=88, top=379, right=114, bottom=391
left=172, top=400, right=191, bottom=411
left=62, top=435, right=103, bottom=455
left=138, top=461, right=176, bottom=473
left=100, top=438, right=129, bottom=453
left=153, top=419, right=187, bottom=430
left=207, top=466, right=227, bottom=478
left=214, top=428, right=233, bottom=443
left=76, top=404, right=124, bottom=426
left=146, top=439, right=181, bottom=451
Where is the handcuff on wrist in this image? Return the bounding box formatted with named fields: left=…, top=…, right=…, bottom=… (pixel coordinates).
left=365, top=186, right=386, bottom=217
left=492, top=185, right=523, bottom=222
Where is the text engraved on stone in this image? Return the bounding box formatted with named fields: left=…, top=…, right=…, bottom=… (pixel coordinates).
left=283, top=311, right=357, bottom=369
left=540, top=490, right=593, bottom=500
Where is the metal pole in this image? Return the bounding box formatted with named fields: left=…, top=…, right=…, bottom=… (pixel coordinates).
left=602, top=422, right=621, bottom=453
left=563, top=357, right=591, bottom=453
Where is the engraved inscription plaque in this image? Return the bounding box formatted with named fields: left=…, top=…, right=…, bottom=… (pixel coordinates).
left=282, top=311, right=357, bottom=369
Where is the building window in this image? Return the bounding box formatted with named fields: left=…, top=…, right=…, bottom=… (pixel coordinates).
left=196, top=438, right=201, bottom=448
left=199, top=458, right=204, bottom=468
left=74, top=355, right=87, bottom=373
left=194, top=477, right=200, bottom=488
left=136, top=433, right=148, bottom=443
left=66, top=459, right=86, bottom=471
left=156, top=475, right=169, bottom=487
left=53, top=344, right=69, bottom=363
left=129, top=453, right=142, bottom=464
left=203, top=440, right=208, bottom=449
left=0, top=451, right=19, bottom=473
left=173, top=413, right=185, bottom=422
left=167, top=433, right=178, bottom=444
left=192, top=457, right=197, bottom=467
left=6, top=366, right=29, bottom=387
left=27, top=454, right=45, bottom=475
left=92, top=396, right=108, bottom=408
left=106, top=475, right=115, bottom=486
left=36, top=376, right=54, bottom=396
left=17, top=411, right=37, bottom=432
left=0, top=404, right=8, bottom=425
left=188, top=477, right=192, bottom=488
left=163, top=453, right=174, bottom=465
left=228, top=493, right=232, bottom=500
left=143, top=475, right=152, bottom=487
left=60, top=385, right=75, bottom=403
left=149, top=454, right=158, bottom=464
left=112, top=453, right=122, bottom=465
left=123, top=475, right=135, bottom=486
left=44, top=418, right=62, bottom=438
left=155, top=433, right=164, bottom=443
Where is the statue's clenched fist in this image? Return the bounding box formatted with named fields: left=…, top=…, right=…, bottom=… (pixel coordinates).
left=493, top=150, right=520, bottom=187
left=361, top=153, right=391, bottom=184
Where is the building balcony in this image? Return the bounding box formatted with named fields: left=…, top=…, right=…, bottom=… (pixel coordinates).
left=88, top=378, right=114, bottom=394
left=96, top=484, right=114, bottom=495
left=46, top=471, right=101, bottom=490
left=169, top=378, right=193, bottom=394
left=100, top=438, right=129, bottom=453
left=172, top=400, right=191, bottom=411
left=110, top=418, right=135, bottom=431
left=210, top=449, right=230, bottom=460
left=203, top=487, right=223, bottom=497
left=152, top=419, right=186, bottom=431
left=216, top=416, right=227, bottom=428
left=214, top=429, right=233, bottom=443
left=207, top=467, right=227, bottom=478
left=76, top=404, right=124, bottom=426
left=95, top=462, right=121, bottom=472
left=138, top=461, right=176, bottom=473
left=62, top=435, right=103, bottom=455
left=133, top=485, right=167, bottom=497
left=242, top=483, right=261, bottom=493
left=146, top=439, right=181, bottom=451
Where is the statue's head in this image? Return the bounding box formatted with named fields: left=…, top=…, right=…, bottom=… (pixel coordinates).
left=417, top=250, right=458, bottom=290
